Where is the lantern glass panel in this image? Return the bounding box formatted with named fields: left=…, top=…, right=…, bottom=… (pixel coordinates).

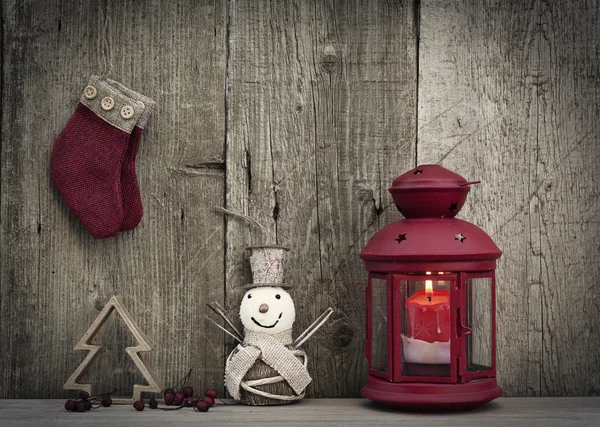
left=466, top=277, right=493, bottom=372
left=371, top=278, right=388, bottom=374
left=401, top=276, right=451, bottom=377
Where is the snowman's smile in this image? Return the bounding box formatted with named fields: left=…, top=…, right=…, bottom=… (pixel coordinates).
left=251, top=313, right=283, bottom=329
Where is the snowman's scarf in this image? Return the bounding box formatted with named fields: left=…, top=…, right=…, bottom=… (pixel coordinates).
left=225, top=328, right=311, bottom=400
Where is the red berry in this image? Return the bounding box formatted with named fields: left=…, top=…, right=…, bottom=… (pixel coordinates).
left=64, top=400, right=75, bottom=411
left=195, top=400, right=209, bottom=412
left=79, top=390, right=90, bottom=400
left=184, top=396, right=194, bottom=407
left=205, top=389, right=217, bottom=399
left=76, top=401, right=86, bottom=412
left=133, top=400, right=145, bottom=411
left=84, top=400, right=92, bottom=411
left=202, top=396, right=215, bottom=407
left=101, top=396, right=112, bottom=407
left=174, top=392, right=184, bottom=406
left=149, top=398, right=158, bottom=409
left=182, top=386, right=193, bottom=398
left=164, top=391, right=175, bottom=405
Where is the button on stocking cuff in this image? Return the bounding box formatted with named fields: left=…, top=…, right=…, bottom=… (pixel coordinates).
left=79, top=76, right=146, bottom=134
left=101, top=97, right=115, bottom=111
left=99, top=76, right=156, bottom=129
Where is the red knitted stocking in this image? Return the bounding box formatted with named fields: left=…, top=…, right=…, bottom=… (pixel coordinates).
left=101, top=77, right=155, bottom=231
left=119, top=126, right=145, bottom=231
left=50, top=76, right=148, bottom=238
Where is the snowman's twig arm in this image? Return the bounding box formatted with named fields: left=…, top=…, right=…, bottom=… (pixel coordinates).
left=206, top=302, right=244, bottom=342
left=205, top=316, right=243, bottom=343
left=293, top=307, right=334, bottom=348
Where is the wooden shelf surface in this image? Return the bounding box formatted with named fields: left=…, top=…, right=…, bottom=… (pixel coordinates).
left=1, top=398, right=599, bottom=426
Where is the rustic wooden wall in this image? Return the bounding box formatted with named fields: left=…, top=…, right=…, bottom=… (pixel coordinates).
left=0, top=0, right=226, bottom=398
left=419, top=0, right=600, bottom=396
left=0, top=0, right=598, bottom=399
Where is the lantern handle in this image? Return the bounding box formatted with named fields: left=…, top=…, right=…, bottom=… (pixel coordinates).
left=458, top=181, right=481, bottom=187
left=459, top=321, right=473, bottom=337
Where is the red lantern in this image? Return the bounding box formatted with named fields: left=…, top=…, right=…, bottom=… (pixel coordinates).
left=360, top=165, right=502, bottom=410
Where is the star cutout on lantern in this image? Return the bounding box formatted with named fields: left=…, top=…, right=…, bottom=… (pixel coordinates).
left=448, top=202, right=458, bottom=212
left=413, top=169, right=423, bottom=175
left=455, top=233, right=466, bottom=243
left=395, top=233, right=407, bottom=243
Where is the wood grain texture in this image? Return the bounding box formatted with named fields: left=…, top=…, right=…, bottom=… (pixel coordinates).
left=2, top=0, right=599, bottom=399
left=418, top=0, right=600, bottom=396
left=0, top=0, right=226, bottom=398
left=225, top=0, right=416, bottom=397
left=2, top=398, right=600, bottom=427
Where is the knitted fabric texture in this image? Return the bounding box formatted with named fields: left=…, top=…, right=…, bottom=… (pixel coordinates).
left=119, top=125, right=145, bottom=231
left=225, top=328, right=312, bottom=400
left=50, top=76, right=154, bottom=238
left=99, top=76, right=156, bottom=231
left=50, top=103, right=134, bottom=239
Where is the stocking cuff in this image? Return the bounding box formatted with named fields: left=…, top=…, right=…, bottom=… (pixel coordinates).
left=99, top=76, right=156, bottom=129
left=80, top=76, right=146, bottom=134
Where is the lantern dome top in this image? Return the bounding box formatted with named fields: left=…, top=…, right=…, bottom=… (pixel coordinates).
left=389, top=164, right=480, bottom=218
left=361, top=165, right=501, bottom=272
left=360, top=218, right=501, bottom=264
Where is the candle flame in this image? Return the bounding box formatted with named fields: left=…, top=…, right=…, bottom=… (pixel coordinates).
left=425, top=271, right=433, bottom=297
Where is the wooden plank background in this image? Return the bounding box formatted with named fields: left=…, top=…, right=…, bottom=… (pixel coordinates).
left=0, top=0, right=598, bottom=399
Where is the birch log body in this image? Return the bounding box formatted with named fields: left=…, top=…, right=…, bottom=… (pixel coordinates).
left=232, top=349, right=307, bottom=406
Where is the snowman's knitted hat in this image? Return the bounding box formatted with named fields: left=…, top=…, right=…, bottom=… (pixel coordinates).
left=244, top=245, right=291, bottom=289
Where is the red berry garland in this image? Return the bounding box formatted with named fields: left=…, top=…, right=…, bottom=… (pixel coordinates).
left=64, top=389, right=117, bottom=412
left=203, top=396, right=215, bottom=407
left=195, top=400, right=209, bottom=412
left=148, top=398, right=159, bottom=409
left=182, top=386, right=194, bottom=398
left=63, top=370, right=221, bottom=414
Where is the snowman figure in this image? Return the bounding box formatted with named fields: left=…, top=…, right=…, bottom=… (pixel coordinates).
left=209, top=245, right=332, bottom=405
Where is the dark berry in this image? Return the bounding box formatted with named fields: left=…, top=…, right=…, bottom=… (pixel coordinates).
left=182, top=386, right=193, bottom=398
left=164, top=391, right=175, bottom=405
left=148, top=398, right=158, bottom=409
left=202, top=396, right=215, bottom=407
left=195, top=400, right=209, bottom=412
left=84, top=400, right=92, bottom=411
left=76, top=401, right=86, bottom=412
left=205, top=389, right=217, bottom=399
left=174, top=392, right=184, bottom=406
left=101, top=396, right=112, bottom=407
left=133, top=400, right=145, bottom=411
left=64, top=400, right=75, bottom=411
left=185, top=396, right=195, bottom=407
left=79, top=390, right=90, bottom=400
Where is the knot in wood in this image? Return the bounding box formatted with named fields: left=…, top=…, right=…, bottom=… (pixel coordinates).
left=320, top=53, right=339, bottom=73
left=330, top=320, right=355, bottom=351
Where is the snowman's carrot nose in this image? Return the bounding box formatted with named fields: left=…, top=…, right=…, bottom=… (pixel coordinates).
left=259, top=303, right=269, bottom=313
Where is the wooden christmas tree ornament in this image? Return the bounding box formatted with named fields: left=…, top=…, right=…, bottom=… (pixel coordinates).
left=64, top=295, right=165, bottom=404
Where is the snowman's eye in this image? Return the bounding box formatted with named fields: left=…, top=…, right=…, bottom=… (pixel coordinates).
left=275, top=294, right=281, bottom=299
left=247, top=294, right=252, bottom=299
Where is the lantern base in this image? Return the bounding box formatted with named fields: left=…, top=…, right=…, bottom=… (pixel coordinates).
left=362, top=376, right=502, bottom=411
